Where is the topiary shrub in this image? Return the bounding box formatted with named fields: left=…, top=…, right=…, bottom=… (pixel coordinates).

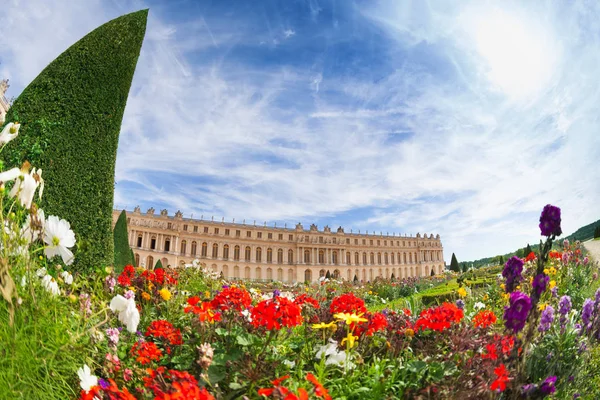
left=2, top=10, right=148, bottom=271
left=154, top=259, right=163, bottom=270
left=113, top=210, right=134, bottom=273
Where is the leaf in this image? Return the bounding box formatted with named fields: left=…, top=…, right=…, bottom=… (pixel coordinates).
left=236, top=335, right=253, bottom=346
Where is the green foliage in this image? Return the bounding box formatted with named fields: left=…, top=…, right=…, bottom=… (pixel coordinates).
left=526, top=243, right=533, bottom=255
left=594, top=225, right=600, bottom=239
left=450, top=253, right=459, bottom=272
left=113, top=210, right=133, bottom=273
left=565, top=218, right=600, bottom=242
left=154, top=259, right=163, bottom=270
left=2, top=10, right=148, bottom=271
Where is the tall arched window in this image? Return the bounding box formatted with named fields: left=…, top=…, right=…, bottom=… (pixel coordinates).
left=234, top=245, right=240, bottom=261
left=191, top=241, right=197, bottom=256
left=256, top=247, right=262, bottom=262
left=403, top=252, right=407, bottom=264
left=245, top=246, right=251, bottom=262
left=201, top=242, right=207, bottom=257
left=288, top=249, right=294, bottom=264
left=267, top=248, right=273, bottom=263
left=180, top=240, right=187, bottom=255
left=332, top=251, right=338, bottom=265
left=304, top=249, right=311, bottom=263
left=277, top=268, right=283, bottom=281
left=377, top=253, right=382, bottom=264
left=137, top=235, right=143, bottom=247
left=255, top=267, right=262, bottom=279
left=150, top=236, right=156, bottom=250
left=277, top=249, right=284, bottom=264
left=223, top=244, right=229, bottom=260
left=355, top=252, right=359, bottom=265
left=212, top=243, right=218, bottom=258
left=164, top=238, right=170, bottom=252
left=147, top=255, right=154, bottom=268
left=233, top=265, right=239, bottom=278
left=370, top=252, right=375, bottom=264
left=346, top=252, right=351, bottom=265
left=134, top=253, right=140, bottom=267
left=318, top=250, right=325, bottom=264
left=363, top=252, right=367, bottom=265
left=384, top=253, right=389, bottom=265
left=391, top=253, right=395, bottom=264
left=409, top=253, right=413, bottom=263
left=304, top=269, right=312, bottom=282
left=266, top=268, right=273, bottom=280
left=245, top=266, right=250, bottom=279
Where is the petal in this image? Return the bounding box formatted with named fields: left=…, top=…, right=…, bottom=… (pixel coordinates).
left=0, top=167, right=21, bottom=183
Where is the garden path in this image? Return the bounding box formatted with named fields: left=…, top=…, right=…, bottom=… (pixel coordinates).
left=583, top=239, right=600, bottom=263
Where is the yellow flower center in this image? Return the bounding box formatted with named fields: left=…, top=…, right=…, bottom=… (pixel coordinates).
left=52, top=236, right=60, bottom=246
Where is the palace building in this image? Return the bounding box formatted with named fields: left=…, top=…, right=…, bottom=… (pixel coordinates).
left=0, top=79, right=10, bottom=124
left=113, top=207, right=446, bottom=283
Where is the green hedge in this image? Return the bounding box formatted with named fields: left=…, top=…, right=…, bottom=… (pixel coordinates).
left=113, top=210, right=134, bottom=273
left=2, top=10, right=148, bottom=270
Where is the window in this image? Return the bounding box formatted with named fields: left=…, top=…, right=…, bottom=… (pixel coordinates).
left=137, top=235, right=142, bottom=247
left=164, top=239, right=170, bottom=252
left=363, top=253, right=367, bottom=264
left=151, top=238, right=156, bottom=250
left=346, top=238, right=350, bottom=244
left=318, top=250, right=325, bottom=264
left=256, top=247, right=262, bottom=262
left=362, top=239, right=366, bottom=245
left=391, top=253, right=395, bottom=264
left=304, top=249, right=311, bottom=263
left=319, top=236, right=323, bottom=243
left=223, top=244, right=229, bottom=260
left=288, top=249, right=294, bottom=264
left=214, top=228, right=219, bottom=234
left=384, top=253, right=388, bottom=264
left=204, top=227, right=209, bottom=233
left=134, top=253, right=139, bottom=267
left=127, top=218, right=131, bottom=224
left=201, top=242, right=208, bottom=258
left=193, top=226, right=198, bottom=233
left=378, top=253, right=382, bottom=264
left=167, top=222, right=172, bottom=229
left=355, top=252, right=359, bottom=265
left=180, top=240, right=187, bottom=255
left=332, top=251, right=338, bottom=264
left=333, top=238, right=337, bottom=244
left=268, top=233, right=273, bottom=239
left=304, top=235, right=309, bottom=242
left=183, top=224, right=188, bottom=231
left=277, top=249, right=283, bottom=264
left=279, top=233, right=283, bottom=240
left=370, top=240, right=373, bottom=246
left=236, top=230, right=241, bottom=237
left=346, top=252, right=351, bottom=265
left=355, top=239, right=358, bottom=245
left=191, top=241, right=197, bottom=256
left=234, top=245, right=240, bottom=261
left=258, top=232, right=262, bottom=239
left=397, top=241, right=399, bottom=246
left=245, top=246, right=251, bottom=261
left=267, top=248, right=273, bottom=263
left=247, top=231, right=252, bottom=238
left=403, top=241, right=406, bottom=246
left=377, top=240, right=380, bottom=246
left=370, top=253, right=375, bottom=264
left=384, top=240, right=387, bottom=246
left=225, top=229, right=230, bottom=236
left=289, top=234, right=293, bottom=241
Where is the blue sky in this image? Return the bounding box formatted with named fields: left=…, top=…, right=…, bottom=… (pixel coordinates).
left=2, top=0, right=600, bottom=261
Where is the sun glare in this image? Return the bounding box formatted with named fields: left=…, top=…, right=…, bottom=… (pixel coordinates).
left=468, top=7, right=558, bottom=100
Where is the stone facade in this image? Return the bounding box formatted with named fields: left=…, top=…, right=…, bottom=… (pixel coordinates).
left=0, top=79, right=10, bottom=125
left=113, top=208, right=446, bottom=283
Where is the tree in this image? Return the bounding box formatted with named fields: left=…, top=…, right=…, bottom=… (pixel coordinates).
left=450, top=253, right=459, bottom=272
left=154, top=259, right=163, bottom=270
left=113, top=210, right=134, bottom=273
left=353, top=274, right=359, bottom=283
left=595, top=226, right=600, bottom=239
left=325, top=270, right=331, bottom=280
left=525, top=244, right=533, bottom=256
left=2, top=10, right=148, bottom=271
left=430, top=268, right=435, bottom=276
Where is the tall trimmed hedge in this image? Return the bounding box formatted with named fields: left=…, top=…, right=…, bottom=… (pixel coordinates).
left=2, top=10, right=148, bottom=270
left=113, top=210, right=134, bottom=273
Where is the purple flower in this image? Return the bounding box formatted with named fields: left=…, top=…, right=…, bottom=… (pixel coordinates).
left=455, top=299, right=465, bottom=309
left=124, top=290, right=135, bottom=300
left=502, top=256, right=524, bottom=293
left=551, top=286, right=558, bottom=298
left=532, top=273, right=549, bottom=296
left=521, top=383, right=537, bottom=397
left=559, top=295, right=572, bottom=315
left=98, top=378, right=110, bottom=390
left=539, top=376, right=557, bottom=395
left=272, top=289, right=281, bottom=298
left=595, top=288, right=600, bottom=303
left=539, top=204, right=562, bottom=237
left=79, top=293, right=92, bottom=317
left=538, top=305, right=554, bottom=332
left=582, top=298, right=594, bottom=329
left=562, top=252, right=571, bottom=264
left=105, top=276, right=116, bottom=293
left=504, top=291, right=532, bottom=333
left=584, top=257, right=590, bottom=265
left=106, top=327, right=120, bottom=346
left=563, top=239, right=570, bottom=248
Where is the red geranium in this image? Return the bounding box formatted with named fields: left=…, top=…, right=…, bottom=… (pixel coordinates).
left=211, top=286, right=252, bottom=312
left=473, top=310, right=497, bottom=329
left=145, top=367, right=214, bottom=400
left=294, top=294, right=320, bottom=309
left=306, top=373, right=332, bottom=400
left=549, top=251, right=562, bottom=260
left=414, top=302, right=464, bottom=332
left=365, top=312, right=388, bottom=336
left=79, top=380, right=136, bottom=400
left=524, top=252, right=536, bottom=262
left=481, top=343, right=498, bottom=360
left=145, top=320, right=183, bottom=346
left=490, top=364, right=510, bottom=392
left=258, top=375, right=309, bottom=400
left=330, top=293, right=367, bottom=315
left=117, top=265, right=136, bottom=286
left=251, top=297, right=303, bottom=330
left=130, top=341, right=163, bottom=365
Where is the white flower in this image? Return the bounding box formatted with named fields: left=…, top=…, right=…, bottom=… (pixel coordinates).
left=241, top=309, right=253, bottom=322
left=43, top=215, right=76, bottom=265
left=36, top=267, right=47, bottom=277
left=22, top=209, right=45, bottom=243
left=0, top=122, right=20, bottom=145
left=60, top=271, right=73, bottom=285
left=0, top=165, right=44, bottom=209
left=41, top=274, right=60, bottom=296
left=474, top=302, right=486, bottom=311
left=109, top=294, right=140, bottom=333
left=77, top=364, right=98, bottom=393
left=20, top=275, right=27, bottom=287
left=282, top=360, right=296, bottom=369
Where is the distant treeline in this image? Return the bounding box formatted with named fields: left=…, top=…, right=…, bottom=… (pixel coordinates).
left=458, top=217, right=600, bottom=270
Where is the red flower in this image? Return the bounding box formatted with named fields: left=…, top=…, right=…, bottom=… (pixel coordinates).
left=258, top=376, right=309, bottom=400
left=490, top=364, right=510, bottom=392
left=549, top=251, right=562, bottom=260
left=414, top=302, right=464, bottom=332
left=211, top=286, right=252, bottom=312
left=365, top=312, right=388, bottom=336
left=499, top=335, right=515, bottom=355
left=306, top=373, right=332, bottom=400
left=130, top=341, right=163, bottom=365
left=481, top=343, right=498, bottom=360
left=117, top=265, right=136, bottom=286
left=145, top=320, right=183, bottom=346
left=145, top=367, right=214, bottom=399
left=251, top=297, right=303, bottom=330
left=473, top=310, right=497, bottom=329
left=403, top=308, right=412, bottom=317
left=330, top=293, right=367, bottom=315
left=524, top=252, right=536, bottom=262
left=294, top=294, right=320, bottom=309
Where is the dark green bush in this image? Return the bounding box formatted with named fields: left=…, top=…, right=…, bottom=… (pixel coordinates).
left=2, top=10, right=148, bottom=271
left=154, top=259, right=163, bottom=270
left=113, top=210, right=134, bottom=272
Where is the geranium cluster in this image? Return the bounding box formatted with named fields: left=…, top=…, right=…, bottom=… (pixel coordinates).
left=144, top=367, right=214, bottom=400
left=329, top=292, right=367, bottom=315
left=251, top=296, right=303, bottom=330
left=414, top=302, right=464, bottom=332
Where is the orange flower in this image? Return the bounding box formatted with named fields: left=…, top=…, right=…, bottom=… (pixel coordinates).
left=473, top=310, right=497, bottom=329
left=306, top=373, right=332, bottom=400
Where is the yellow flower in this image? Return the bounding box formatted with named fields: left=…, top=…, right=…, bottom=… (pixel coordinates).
left=333, top=312, right=368, bottom=325
left=405, top=328, right=415, bottom=338
left=368, top=290, right=373, bottom=295
left=159, top=288, right=172, bottom=301
left=516, top=285, right=521, bottom=291
left=502, top=293, right=510, bottom=301
left=312, top=321, right=337, bottom=330
left=500, top=283, right=506, bottom=291
left=105, top=266, right=114, bottom=274
left=142, top=292, right=151, bottom=301
left=147, top=282, right=154, bottom=291
left=68, top=294, right=77, bottom=303
left=549, top=280, right=556, bottom=290
left=549, top=267, right=557, bottom=276
left=529, top=276, right=534, bottom=285
left=457, top=287, right=467, bottom=298
left=483, top=294, right=489, bottom=301
left=544, top=268, right=550, bottom=275
left=204, top=291, right=211, bottom=299
left=128, top=286, right=136, bottom=293
left=538, top=303, right=547, bottom=311
left=341, top=332, right=359, bottom=348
